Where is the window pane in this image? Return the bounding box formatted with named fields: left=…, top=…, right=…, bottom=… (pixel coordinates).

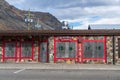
left=21, top=42, right=32, bottom=57
left=5, top=43, right=16, bottom=57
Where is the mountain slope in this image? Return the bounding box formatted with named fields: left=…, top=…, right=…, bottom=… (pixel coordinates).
left=0, top=0, right=62, bottom=30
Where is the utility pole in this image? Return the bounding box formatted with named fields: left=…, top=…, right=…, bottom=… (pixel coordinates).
left=24, top=8, right=33, bottom=30
left=28, top=8, right=30, bottom=30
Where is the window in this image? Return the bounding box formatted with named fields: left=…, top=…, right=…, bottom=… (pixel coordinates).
left=56, top=42, right=76, bottom=58
left=21, top=42, right=32, bottom=57
left=83, top=42, right=104, bottom=58
left=5, top=43, right=16, bottom=57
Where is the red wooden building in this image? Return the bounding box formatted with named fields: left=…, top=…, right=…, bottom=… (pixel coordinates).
left=0, top=30, right=120, bottom=64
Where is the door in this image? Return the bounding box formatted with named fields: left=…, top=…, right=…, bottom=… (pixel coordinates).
left=39, top=42, right=48, bottom=62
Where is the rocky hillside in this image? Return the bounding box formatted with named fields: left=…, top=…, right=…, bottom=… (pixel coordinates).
left=0, top=0, right=62, bottom=30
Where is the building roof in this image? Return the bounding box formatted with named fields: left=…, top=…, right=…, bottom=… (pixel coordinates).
left=0, top=29, right=120, bottom=36
left=89, top=24, right=120, bottom=29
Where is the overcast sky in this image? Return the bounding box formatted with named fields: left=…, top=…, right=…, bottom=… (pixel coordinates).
left=6, top=0, right=120, bottom=29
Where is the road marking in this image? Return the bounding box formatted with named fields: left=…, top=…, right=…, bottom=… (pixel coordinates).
left=14, top=68, right=26, bottom=74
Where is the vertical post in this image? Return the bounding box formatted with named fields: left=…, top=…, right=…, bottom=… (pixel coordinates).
left=38, top=36, right=40, bottom=62
left=81, top=37, right=83, bottom=63
left=19, top=36, right=22, bottom=62
left=113, top=35, right=115, bottom=65
left=104, top=36, right=107, bottom=64
left=54, top=36, right=56, bottom=63
left=78, top=36, right=82, bottom=63
left=46, top=38, right=49, bottom=63
left=15, top=38, right=17, bottom=62
left=32, top=36, right=34, bottom=60
left=76, top=37, right=79, bottom=63
left=28, top=8, right=31, bottom=30
left=2, top=37, right=5, bottom=62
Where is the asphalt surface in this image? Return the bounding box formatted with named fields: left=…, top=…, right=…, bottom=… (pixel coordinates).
left=0, top=69, right=120, bottom=80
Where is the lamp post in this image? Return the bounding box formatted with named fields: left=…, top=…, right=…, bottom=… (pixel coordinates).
left=24, top=9, right=33, bottom=30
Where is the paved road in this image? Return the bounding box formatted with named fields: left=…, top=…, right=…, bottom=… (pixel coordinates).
left=0, top=69, right=120, bottom=80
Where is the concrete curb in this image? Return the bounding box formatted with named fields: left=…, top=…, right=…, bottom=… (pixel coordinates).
left=0, top=63, right=120, bottom=70
left=0, top=68, right=120, bottom=71
left=0, top=67, right=120, bottom=70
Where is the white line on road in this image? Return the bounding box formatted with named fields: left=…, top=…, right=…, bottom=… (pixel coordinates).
left=14, top=68, right=26, bottom=74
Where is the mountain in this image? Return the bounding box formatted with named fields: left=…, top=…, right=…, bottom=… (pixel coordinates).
left=0, top=0, right=62, bottom=30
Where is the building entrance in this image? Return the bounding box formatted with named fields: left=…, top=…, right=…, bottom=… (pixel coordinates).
left=38, top=37, right=48, bottom=63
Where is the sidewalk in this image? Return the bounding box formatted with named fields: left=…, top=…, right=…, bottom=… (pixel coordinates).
left=0, top=63, right=120, bottom=70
